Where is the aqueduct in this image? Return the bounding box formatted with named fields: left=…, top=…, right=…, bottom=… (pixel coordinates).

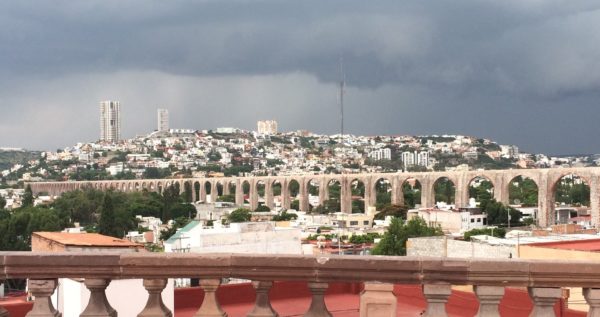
left=28, top=167, right=600, bottom=228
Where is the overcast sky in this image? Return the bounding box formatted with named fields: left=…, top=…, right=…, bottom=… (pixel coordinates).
left=1, top=1, right=600, bottom=155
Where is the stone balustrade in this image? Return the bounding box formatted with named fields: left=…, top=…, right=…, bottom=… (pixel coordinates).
left=1, top=252, right=600, bottom=316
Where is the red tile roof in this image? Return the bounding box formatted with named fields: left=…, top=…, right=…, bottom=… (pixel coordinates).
left=33, top=232, right=143, bottom=248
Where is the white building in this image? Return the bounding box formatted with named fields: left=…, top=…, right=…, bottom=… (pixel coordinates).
left=501, top=145, right=519, bottom=158
left=368, top=148, right=391, bottom=160
left=417, top=151, right=429, bottom=167
left=157, top=108, right=169, bottom=132
left=100, top=100, right=121, bottom=142
left=408, top=208, right=487, bottom=233
left=257, top=120, right=278, bottom=135
left=401, top=151, right=416, bottom=167
left=164, top=221, right=302, bottom=255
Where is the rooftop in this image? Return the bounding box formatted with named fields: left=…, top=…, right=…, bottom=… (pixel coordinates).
left=32, top=232, right=143, bottom=248
left=528, top=238, right=600, bottom=252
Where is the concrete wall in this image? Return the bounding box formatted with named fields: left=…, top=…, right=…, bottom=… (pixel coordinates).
left=192, top=228, right=302, bottom=254
left=407, top=237, right=515, bottom=259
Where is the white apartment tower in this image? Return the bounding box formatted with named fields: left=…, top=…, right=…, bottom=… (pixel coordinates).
left=417, top=151, right=430, bottom=167
left=401, top=151, right=416, bottom=167
left=100, top=101, right=121, bottom=142
left=157, top=109, right=169, bottom=132
left=257, top=120, right=278, bottom=135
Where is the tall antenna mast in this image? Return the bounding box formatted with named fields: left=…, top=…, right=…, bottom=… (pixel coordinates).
left=339, top=57, right=345, bottom=145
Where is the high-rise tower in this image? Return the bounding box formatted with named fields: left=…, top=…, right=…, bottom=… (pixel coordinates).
left=157, top=108, right=169, bottom=132
left=100, top=100, right=121, bottom=142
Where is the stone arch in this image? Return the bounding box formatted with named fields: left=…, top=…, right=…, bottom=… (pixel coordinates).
left=400, top=177, right=422, bottom=209
left=270, top=179, right=283, bottom=209
left=349, top=178, right=366, bottom=213
left=508, top=175, right=539, bottom=206
left=183, top=181, right=194, bottom=202
left=468, top=175, right=495, bottom=206
left=241, top=180, right=251, bottom=207
left=551, top=173, right=591, bottom=225
left=287, top=179, right=301, bottom=210
left=255, top=180, right=267, bottom=210
left=307, top=178, right=321, bottom=212
left=373, top=177, right=392, bottom=210
left=432, top=176, right=456, bottom=207
left=323, top=178, right=342, bottom=213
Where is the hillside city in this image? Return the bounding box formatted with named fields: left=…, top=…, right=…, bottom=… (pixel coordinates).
left=2, top=114, right=598, bottom=188
left=1, top=104, right=599, bottom=316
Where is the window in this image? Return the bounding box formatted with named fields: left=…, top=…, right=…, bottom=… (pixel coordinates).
left=470, top=219, right=475, bottom=223
left=363, top=220, right=370, bottom=225
left=477, top=218, right=481, bottom=222
left=350, top=221, right=358, bottom=226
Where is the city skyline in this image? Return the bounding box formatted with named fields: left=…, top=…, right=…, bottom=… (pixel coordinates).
left=1, top=2, right=600, bottom=155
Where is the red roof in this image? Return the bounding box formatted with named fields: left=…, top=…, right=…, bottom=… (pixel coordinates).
left=33, top=232, right=143, bottom=248
left=529, top=238, right=600, bottom=252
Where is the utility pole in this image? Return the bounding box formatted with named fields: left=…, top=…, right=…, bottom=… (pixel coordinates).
left=339, top=57, right=345, bottom=146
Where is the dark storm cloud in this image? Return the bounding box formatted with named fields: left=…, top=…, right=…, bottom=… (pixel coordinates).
left=1, top=1, right=600, bottom=154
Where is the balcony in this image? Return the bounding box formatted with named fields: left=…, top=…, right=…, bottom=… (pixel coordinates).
left=0, top=252, right=596, bottom=317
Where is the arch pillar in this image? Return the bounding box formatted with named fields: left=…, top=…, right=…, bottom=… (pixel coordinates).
left=494, top=174, right=510, bottom=205
left=299, top=178, right=309, bottom=212
left=365, top=178, right=376, bottom=212
left=391, top=177, right=404, bottom=206
left=223, top=181, right=231, bottom=196
left=591, top=174, right=600, bottom=228
left=282, top=180, right=291, bottom=209
left=318, top=181, right=328, bottom=208
left=200, top=182, right=207, bottom=202
left=235, top=180, right=244, bottom=206
left=265, top=181, right=274, bottom=210
left=455, top=174, right=469, bottom=208
left=341, top=178, right=352, bottom=213
left=188, top=182, right=195, bottom=202
left=538, top=172, right=553, bottom=228
left=211, top=181, right=218, bottom=203
left=250, top=181, right=258, bottom=211
left=421, top=177, right=434, bottom=208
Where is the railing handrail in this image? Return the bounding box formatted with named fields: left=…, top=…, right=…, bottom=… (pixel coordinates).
left=1, top=252, right=599, bottom=288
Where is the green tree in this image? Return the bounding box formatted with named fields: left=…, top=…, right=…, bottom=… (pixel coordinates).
left=374, top=204, right=408, bottom=220
left=290, top=199, right=300, bottom=210
left=481, top=199, right=522, bottom=226
left=272, top=211, right=298, bottom=221
left=509, top=177, right=538, bottom=206
left=434, top=178, right=455, bottom=204
left=0, top=196, right=6, bottom=209
left=217, top=194, right=236, bottom=203
left=255, top=205, right=271, bottom=212
left=98, top=194, right=119, bottom=237
left=464, top=227, right=506, bottom=241
left=22, top=185, right=34, bottom=207
left=371, top=217, right=443, bottom=256
left=228, top=208, right=251, bottom=223
left=159, top=217, right=191, bottom=241
left=161, top=185, right=180, bottom=222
